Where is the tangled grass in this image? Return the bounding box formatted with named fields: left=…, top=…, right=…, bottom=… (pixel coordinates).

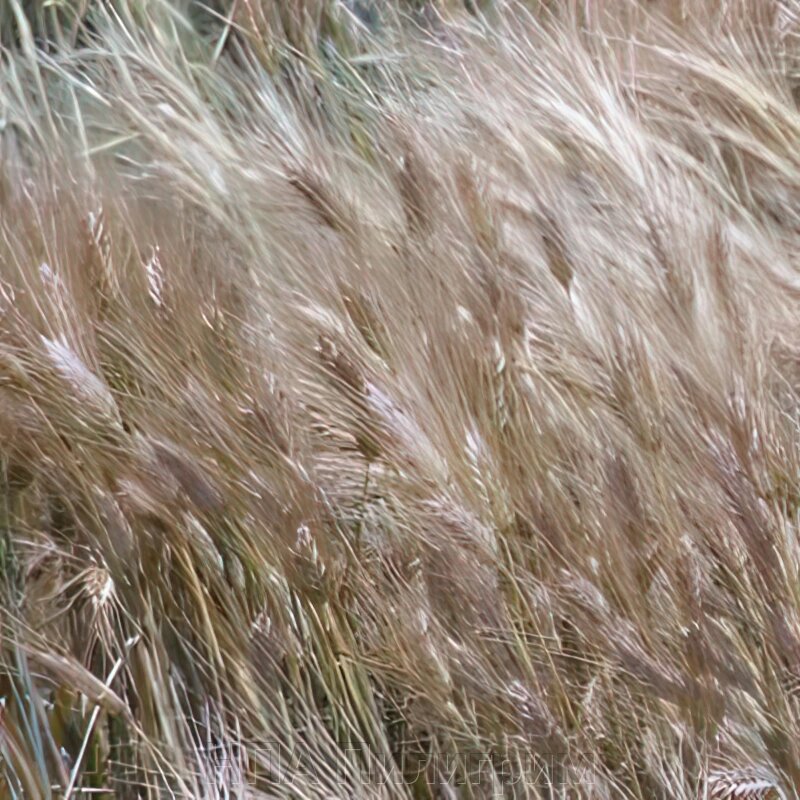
left=1, top=0, right=800, bottom=797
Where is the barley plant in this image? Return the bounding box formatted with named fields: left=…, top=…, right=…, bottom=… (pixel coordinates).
left=2, top=0, right=800, bottom=797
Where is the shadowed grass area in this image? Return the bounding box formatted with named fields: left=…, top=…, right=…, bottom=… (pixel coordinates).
left=1, top=1, right=800, bottom=798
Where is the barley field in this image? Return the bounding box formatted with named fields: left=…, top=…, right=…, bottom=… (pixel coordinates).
left=0, top=1, right=799, bottom=797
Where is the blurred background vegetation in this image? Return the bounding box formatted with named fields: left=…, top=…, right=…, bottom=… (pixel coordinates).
left=0, top=0, right=498, bottom=53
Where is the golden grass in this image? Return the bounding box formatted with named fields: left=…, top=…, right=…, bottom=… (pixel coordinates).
left=1, top=0, right=800, bottom=797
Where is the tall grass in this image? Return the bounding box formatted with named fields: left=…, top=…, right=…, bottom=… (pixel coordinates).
left=1, top=0, right=800, bottom=797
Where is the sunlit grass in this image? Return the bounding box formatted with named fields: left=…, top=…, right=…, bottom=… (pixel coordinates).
left=0, top=1, right=799, bottom=798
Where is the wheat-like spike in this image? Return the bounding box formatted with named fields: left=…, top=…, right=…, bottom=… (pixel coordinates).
left=705, top=769, right=786, bottom=799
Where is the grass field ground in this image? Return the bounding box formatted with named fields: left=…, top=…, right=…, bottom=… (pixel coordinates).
left=1, top=1, right=800, bottom=797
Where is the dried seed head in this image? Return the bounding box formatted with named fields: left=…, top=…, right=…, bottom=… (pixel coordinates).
left=316, top=334, right=365, bottom=395
left=151, top=438, right=224, bottom=513
left=41, top=334, right=119, bottom=421
left=705, top=768, right=785, bottom=799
